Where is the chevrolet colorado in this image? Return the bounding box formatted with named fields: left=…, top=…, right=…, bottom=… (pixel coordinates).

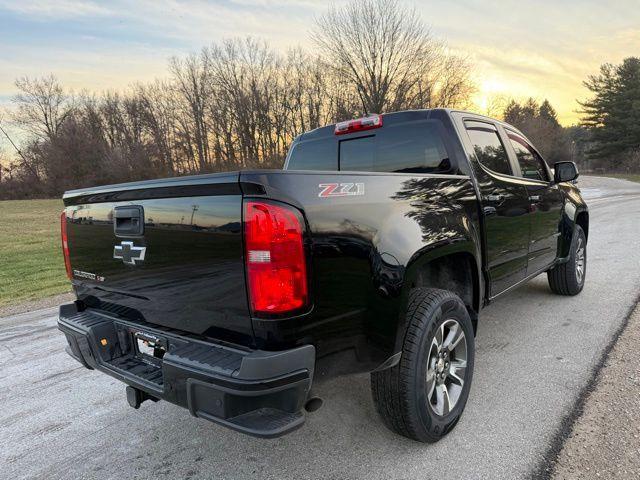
left=57, top=109, right=588, bottom=442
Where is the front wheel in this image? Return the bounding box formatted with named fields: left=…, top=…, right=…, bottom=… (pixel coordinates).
left=371, top=288, right=475, bottom=442
left=547, top=225, right=586, bottom=295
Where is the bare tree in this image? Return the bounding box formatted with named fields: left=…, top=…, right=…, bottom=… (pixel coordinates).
left=312, top=0, right=474, bottom=115
left=170, top=53, right=212, bottom=172
left=2, top=2, right=478, bottom=198
left=12, top=75, right=73, bottom=141
left=0, top=110, right=41, bottom=180
left=480, top=93, right=511, bottom=119
left=430, top=54, right=475, bottom=109
left=136, top=81, right=179, bottom=176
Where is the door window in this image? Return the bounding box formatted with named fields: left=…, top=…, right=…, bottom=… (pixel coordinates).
left=465, top=123, right=512, bottom=176
left=508, top=134, right=549, bottom=181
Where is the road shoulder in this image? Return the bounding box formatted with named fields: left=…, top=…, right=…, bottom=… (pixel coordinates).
left=0, top=292, right=73, bottom=318
left=549, top=302, right=640, bottom=479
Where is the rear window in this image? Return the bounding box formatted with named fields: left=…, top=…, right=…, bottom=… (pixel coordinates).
left=287, top=120, right=452, bottom=174
left=339, top=136, right=376, bottom=171
left=286, top=138, right=337, bottom=171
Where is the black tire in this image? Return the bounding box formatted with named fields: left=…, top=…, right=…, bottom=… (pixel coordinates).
left=371, top=288, right=475, bottom=442
left=547, top=225, right=586, bottom=296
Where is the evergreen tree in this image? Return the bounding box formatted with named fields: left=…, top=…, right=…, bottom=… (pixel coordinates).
left=539, top=99, right=561, bottom=127
left=580, top=57, right=640, bottom=163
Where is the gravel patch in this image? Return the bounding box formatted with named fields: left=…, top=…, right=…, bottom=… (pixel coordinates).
left=0, top=292, right=73, bottom=318
left=551, top=304, right=640, bottom=479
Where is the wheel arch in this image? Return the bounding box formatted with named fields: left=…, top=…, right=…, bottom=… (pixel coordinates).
left=393, top=242, right=482, bottom=353
left=576, top=210, right=589, bottom=241
left=559, top=205, right=589, bottom=259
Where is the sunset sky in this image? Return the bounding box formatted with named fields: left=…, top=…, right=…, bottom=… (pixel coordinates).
left=0, top=0, right=638, bottom=126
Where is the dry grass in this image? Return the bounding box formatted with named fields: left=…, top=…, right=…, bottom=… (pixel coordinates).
left=603, top=173, right=640, bottom=183
left=0, top=199, right=71, bottom=307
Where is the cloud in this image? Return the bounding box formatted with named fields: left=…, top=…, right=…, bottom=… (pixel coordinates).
left=108, top=0, right=321, bottom=50
left=0, top=0, right=114, bottom=19
left=228, top=0, right=323, bottom=7
left=0, top=0, right=637, bottom=126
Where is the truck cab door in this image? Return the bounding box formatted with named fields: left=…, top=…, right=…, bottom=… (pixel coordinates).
left=504, top=131, right=563, bottom=274
left=461, top=120, right=531, bottom=296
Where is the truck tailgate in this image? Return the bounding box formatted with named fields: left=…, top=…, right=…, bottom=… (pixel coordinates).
left=62, top=172, right=253, bottom=345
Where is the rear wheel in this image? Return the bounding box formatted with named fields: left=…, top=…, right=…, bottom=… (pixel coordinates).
left=371, top=288, right=475, bottom=442
left=548, top=225, right=586, bottom=295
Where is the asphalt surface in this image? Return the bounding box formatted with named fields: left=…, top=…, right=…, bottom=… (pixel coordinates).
left=2, top=176, right=640, bottom=480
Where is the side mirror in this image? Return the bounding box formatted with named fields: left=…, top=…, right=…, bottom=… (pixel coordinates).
left=554, top=161, right=579, bottom=183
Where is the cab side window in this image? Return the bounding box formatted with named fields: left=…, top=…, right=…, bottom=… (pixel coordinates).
left=508, top=134, right=549, bottom=182
left=464, top=122, right=512, bottom=176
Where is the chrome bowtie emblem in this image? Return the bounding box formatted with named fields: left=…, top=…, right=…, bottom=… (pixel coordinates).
left=113, top=241, right=146, bottom=265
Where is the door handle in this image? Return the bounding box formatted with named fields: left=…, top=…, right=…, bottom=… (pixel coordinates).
left=486, top=194, right=504, bottom=203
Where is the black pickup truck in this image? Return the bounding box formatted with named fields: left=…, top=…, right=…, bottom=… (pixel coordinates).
left=58, top=109, right=588, bottom=442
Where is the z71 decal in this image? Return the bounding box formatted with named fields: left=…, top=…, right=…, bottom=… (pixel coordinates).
left=318, top=183, right=365, bottom=198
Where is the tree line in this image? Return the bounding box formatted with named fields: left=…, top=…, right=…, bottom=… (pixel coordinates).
left=1, top=0, right=638, bottom=200
left=0, top=0, right=474, bottom=199
left=580, top=57, right=640, bottom=172
left=504, top=56, right=640, bottom=174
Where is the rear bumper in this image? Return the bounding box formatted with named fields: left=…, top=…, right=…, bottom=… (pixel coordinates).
left=58, top=302, right=315, bottom=438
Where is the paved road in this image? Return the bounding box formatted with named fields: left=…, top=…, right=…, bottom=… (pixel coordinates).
left=552, top=304, right=640, bottom=478
left=2, top=176, right=640, bottom=480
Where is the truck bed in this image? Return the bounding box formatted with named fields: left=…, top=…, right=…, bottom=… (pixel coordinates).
left=63, top=169, right=480, bottom=366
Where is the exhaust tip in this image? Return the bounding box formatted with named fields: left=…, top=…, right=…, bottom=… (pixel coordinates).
left=304, top=396, right=323, bottom=413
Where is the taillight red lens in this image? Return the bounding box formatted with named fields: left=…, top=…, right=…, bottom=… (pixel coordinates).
left=60, top=211, right=72, bottom=279
left=244, top=201, right=308, bottom=315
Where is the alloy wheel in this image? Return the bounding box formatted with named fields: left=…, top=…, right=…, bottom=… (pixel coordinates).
left=575, top=237, right=585, bottom=284
left=426, top=319, right=468, bottom=416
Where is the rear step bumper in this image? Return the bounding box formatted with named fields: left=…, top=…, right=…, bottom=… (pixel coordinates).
left=57, top=303, right=315, bottom=438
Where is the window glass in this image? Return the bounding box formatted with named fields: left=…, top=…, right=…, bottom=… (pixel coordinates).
left=508, top=134, right=549, bottom=181
left=339, top=136, right=376, bottom=171
left=340, top=122, right=451, bottom=173
left=286, top=139, right=337, bottom=170
left=287, top=120, right=452, bottom=174
left=465, top=125, right=512, bottom=175
left=374, top=123, right=451, bottom=173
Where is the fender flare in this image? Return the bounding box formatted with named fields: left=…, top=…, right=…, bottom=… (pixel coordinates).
left=558, top=202, right=589, bottom=261
left=390, top=239, right=482, bottom=354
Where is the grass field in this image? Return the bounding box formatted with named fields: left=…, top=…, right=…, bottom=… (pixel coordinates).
left=0, top=199, right=70, bottom=307
left=603, top=173, right=640, bottom=183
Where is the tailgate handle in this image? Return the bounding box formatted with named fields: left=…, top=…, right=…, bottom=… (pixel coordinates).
left=114, top=205, right=144, bottom=237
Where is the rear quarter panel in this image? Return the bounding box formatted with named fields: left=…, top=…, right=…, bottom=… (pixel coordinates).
left=241, top=170, right=482, bottom=373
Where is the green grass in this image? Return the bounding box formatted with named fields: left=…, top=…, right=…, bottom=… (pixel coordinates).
left=0, top=199, right=71, bottom=307
left=602, top=173, right=640, bottom=183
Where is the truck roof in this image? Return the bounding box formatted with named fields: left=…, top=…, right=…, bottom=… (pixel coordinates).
left=295, top=108, right=515, bottom=141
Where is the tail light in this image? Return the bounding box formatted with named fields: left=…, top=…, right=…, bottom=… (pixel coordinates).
left=60, top=211, right=72, bottom=279
left=335, top=113, right=383, bottom=135
left=244, top=200, right=308, bottom=315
